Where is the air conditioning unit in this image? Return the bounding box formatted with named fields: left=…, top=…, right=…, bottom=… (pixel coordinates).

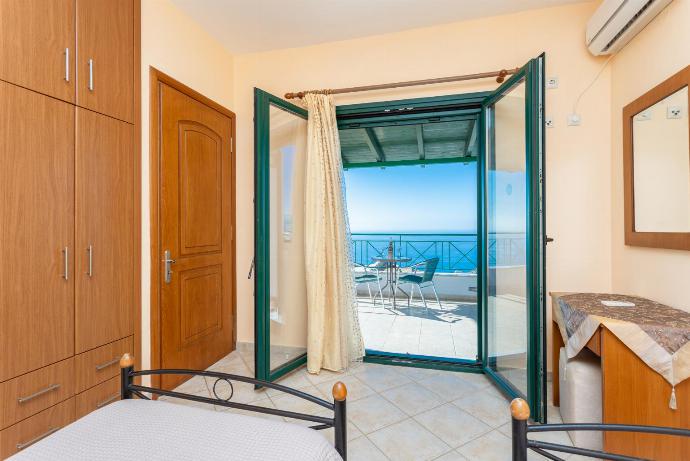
left=586, top=0, right=673, bottom=55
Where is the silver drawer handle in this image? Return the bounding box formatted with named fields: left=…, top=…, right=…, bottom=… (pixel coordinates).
left=17, top=383, right=61, bottom=404
left=95, top=357, right=120, bottom=371
left=16, top=427, right=60, bottom=450
left=96, top=393, right=120, bottom=408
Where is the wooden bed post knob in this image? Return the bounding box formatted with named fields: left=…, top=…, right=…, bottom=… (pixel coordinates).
left=332, top=381, right=347, bottom=401
left=510, top=398, right=530, bottom=421
left=119, top=353, right=135, bottom=368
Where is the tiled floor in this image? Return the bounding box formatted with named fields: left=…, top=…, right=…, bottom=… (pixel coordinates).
left=162, top=350, right=572, bottom=461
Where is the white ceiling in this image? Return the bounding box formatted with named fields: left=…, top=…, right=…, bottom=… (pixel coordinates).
left=170, top=0, right=588, bottom=54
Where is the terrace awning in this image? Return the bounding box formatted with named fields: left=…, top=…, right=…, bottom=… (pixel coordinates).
left=339, top=118, right=478, bottom=168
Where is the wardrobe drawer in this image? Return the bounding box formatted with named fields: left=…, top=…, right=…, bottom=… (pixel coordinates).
left=75, top=376, right=120, bottom=419
left=0, top=358, right=74, bottom=429
left=0, top=398, right=74, bottom=459
left=75, top=336, right=133, bottom=393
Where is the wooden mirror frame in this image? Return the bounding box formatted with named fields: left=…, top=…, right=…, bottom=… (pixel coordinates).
left=623, top=65, right=690, bottom=251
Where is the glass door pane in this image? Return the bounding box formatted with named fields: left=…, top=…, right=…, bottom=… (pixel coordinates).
left=486, top=78, right=529, bottom=395
left=254, top=89, right=309, bottom=382
left=482, top=55, right=546, bottom=421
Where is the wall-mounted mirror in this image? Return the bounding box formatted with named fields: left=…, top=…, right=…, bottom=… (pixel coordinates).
left=624, top=65, right=690, bottom=250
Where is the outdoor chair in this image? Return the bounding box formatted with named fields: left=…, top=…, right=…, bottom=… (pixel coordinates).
left=399, top=257, right=442, bottom=310
left=354, top=262, right=385, bottom=305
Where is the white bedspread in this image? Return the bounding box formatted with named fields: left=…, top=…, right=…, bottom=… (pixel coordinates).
left=9, top=399, right=342, bottom=461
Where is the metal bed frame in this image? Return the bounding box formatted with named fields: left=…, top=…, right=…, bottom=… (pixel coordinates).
left=119, top=354, right=348, bottom=460
left=509, top=398, right=690, bottom=460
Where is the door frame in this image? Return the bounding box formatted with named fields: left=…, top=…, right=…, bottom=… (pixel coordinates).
left=254, top=88, right=309, bottom=382
left=149, top=68, right=237, bottom=390
left=335, top=92, right=489, bottom=372
left=480, top=55, right=546, bottom=421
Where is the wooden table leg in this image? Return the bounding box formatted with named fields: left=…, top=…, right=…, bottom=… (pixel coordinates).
left=552, top=320, right=564, bottom=407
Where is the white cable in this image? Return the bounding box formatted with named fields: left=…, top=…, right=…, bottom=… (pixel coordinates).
left=572, top=54, right=615, bottom=114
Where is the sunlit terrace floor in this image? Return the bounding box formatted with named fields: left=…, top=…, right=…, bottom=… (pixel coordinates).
left=358, top=296, right=479, bottom=360
left=358, top=293, right=527, bottom=365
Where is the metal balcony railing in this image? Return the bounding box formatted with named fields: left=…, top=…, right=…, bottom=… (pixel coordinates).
left=351, top=233, right=525, bottom=273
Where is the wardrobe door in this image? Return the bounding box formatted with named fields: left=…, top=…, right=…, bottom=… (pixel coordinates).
left=75, top=109, right=135, bottom=353
left=76, top=0, right=134, bottom=122
left=0, top=0, right=76, bottom=103
left=0, top=82, right=75, bottom=381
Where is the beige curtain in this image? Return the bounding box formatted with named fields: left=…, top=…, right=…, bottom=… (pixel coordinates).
left=303, top=93, right=364, bottom=373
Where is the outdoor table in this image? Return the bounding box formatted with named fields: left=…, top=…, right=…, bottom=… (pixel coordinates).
left=372, top=256, right=411, bottom=310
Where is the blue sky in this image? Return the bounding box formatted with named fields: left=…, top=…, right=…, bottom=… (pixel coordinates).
left=344, top=162, right=526, bottom=234
left=344, top=163, right=478, bottom=233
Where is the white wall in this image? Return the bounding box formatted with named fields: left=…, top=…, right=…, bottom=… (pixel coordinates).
left=610, top=0, right=690, bottom=311
left=140, top=0, right=235, bottom=369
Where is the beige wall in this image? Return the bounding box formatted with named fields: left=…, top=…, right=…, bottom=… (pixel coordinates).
left=232, top=0, right=614, bottom=368
left=610, top=0, right=690, bottom=311
left=140, top=0, right=235, bottom=369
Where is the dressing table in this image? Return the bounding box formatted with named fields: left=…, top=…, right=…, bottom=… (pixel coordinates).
left=551, top=292, right=690, bottom=460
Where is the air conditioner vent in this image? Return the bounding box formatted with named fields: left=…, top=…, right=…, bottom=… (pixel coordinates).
left=602, top=0, right=655, bottom=52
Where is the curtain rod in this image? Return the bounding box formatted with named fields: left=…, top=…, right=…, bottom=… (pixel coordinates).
left=284, top=67, right=520, bottom=99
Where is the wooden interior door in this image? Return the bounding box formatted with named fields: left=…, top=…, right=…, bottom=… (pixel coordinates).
left=75, top=108, right=136, bottom=353
left=76, top=0, right=134, bottom=123
left=0, top=82, right=75, bottom=381
left=158, top=81, right=235, bottom=389
left=0, top=0, right=75, bottom=103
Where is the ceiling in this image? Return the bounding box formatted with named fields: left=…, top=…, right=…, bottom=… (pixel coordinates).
left=170, top=0, right=588, bottom=54
left=339, top=118, right=478, bottom=168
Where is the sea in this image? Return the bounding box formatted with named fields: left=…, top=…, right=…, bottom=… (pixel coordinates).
left=350, top=232, right=525, bottom=273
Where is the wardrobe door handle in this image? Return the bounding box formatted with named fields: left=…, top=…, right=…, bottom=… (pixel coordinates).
left=16, top=427, right=60, bottom=450
left=86, top=245, right=93, bottom=277
left=62, top=247, right=69, bottom=280
left=17, top=383, right=61, bottom=404
left=88, top=58, right=94, bottom=91
left=64, top=48, right=70, bottom=82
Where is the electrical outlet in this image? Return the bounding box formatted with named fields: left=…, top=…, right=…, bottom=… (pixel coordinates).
left=546, top=76, right=559, bottom=89
left=635, top=110, right=652, bottom=121
left=545, top=116, right=554, bottom=128
left=667, top=106, right=683, bottom=119
left=567, top=114, right=581, bottom=126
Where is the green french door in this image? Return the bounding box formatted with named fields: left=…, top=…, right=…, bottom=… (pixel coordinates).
left=481, top=55, right=546, bottom=421
left=254, top=88, right=309, bottom=382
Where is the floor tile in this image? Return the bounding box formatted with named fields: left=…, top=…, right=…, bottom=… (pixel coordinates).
left=456, top=429, right=512, bottom=461
left=434, top=451, right=468, bottom=461
left=453, top=393, right=511, bottom=428
left=348, top=436, right=389, bottom=461
left=315, top=374, right=375, bottom=402
left=348, top=394, right=407, bottom=434
left=415, top=404, right=491, bottom=448
left=352, top=364, right=411, bottom=392
left=418, top=373, right=479, bottom=402
left=368, top=418, right=450, bottom=461
left=269, top=384, right=327, bottom=418
left=381, top=382, right=443, bottom=416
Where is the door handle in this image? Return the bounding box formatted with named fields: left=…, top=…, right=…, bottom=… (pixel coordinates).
left=88, top=58, right=94, bottom=91
left=163, top=250, right=176, bottom=284
left=86, top=245, right=93, bottom=277
left=62, top=247, right=69, bottom=280
left=64, top=48, right=70, bottom=82
left=545, top=236, right=554, bottom=244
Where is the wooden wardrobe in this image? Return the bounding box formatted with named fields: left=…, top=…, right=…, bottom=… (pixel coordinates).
left=0, top=1, right=140, bottom=458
